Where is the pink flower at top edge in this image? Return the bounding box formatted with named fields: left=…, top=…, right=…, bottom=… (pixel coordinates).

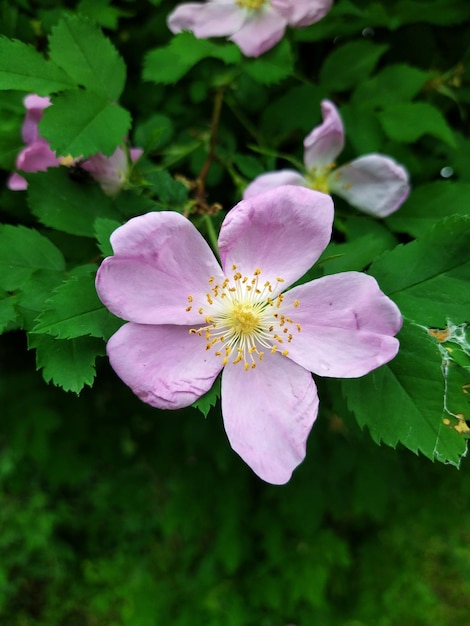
left=243, top=100, right=411, bottom=218
left=95, top=185, right=402, bottom=484
left=167, top=0, right=333, bottom=58
left=8, top=94, right=142, bottom=196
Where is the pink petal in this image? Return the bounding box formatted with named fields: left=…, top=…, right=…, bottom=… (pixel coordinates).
left=96, top=211, right=225, bottom=325
left=282, top=272, right=402, bottom=378
left=330, top=154, right=411, bottom=218
left=22, top=94, right=51, bottom=144
left=304, top=100, right=345, bottom=170
left=107, top=323, right=223, bottom=409
left=7, top=173, right=28, bottom=190
left=130, top=147, right=143, bottom=162
left=16, top=139, right=60, bottom=172
left=272, top=0, right=333, bottom=27
left=243, top=170, right=307, bottom=199
left=221, top=353, right=318, bottom=484
left=218, top=185, right=333, bottom=293
left=230, top=7, right=287, bottom=57
left=82, top=147, right=128, bottom=196
left=167, top=2, right=246, bottom=38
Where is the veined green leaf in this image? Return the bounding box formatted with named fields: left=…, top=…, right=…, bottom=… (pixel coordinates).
left=48, top=15, right=126, bottom=100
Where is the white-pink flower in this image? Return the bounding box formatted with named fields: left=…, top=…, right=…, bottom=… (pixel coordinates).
left=244, top=100, right=410, bottom=217
left=96, top=186, right=402, bottom=484
left=81, top=147, right=143, bottom=197
left=167, top=0, right=333, bottom=57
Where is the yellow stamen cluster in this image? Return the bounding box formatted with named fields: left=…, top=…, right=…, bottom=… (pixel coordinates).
left=188, top=266, right=302, bottom=372
left=236, top=0, right=266, bottom=9
left=306, top=163, right=336, bottom=194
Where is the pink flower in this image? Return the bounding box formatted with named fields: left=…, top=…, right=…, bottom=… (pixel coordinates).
left=167, top=0, right=333, bottom=57
left=81, top=147, right=143, bottom=197
left=96, top=186, right=402, bottom=484
left=8, top=94, right=142, bottom=196
left=7, top=94, right=61, bottom=190
left=244, top=100, right=410, bottom=218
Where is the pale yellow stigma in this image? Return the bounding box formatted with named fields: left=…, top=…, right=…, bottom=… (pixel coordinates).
left=236, top=0, right=266, bottom=9
left=306, top=163, right=336, bottom=194
left=188, top=267, right=302, bottom=372
left=229, top=303, right=259, bottom=335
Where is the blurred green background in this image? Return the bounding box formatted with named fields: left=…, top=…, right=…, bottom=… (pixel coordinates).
left=2, top=328, right=470, bottom=626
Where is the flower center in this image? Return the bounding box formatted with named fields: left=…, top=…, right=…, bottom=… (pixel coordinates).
left=188, top=267, right=301, bottom=371
left=306, top=164, right=335, bottom=194
left=230, top=303, right=260, bottom=334
left=236, top=0, right=267, bottom=10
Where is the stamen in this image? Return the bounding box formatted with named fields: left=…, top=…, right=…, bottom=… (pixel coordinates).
left=187, top=268, right=301, bottom=371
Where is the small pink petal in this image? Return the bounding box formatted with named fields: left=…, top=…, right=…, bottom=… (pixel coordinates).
left=282, top=272, right=402, bottom=378
left=130, top=147, right=143, bottom=162
left=7, top=173, right=28, bottom=190
left=243, top=170, right=307, bottom=199
left=22, top=94, right=51, bottom=144
left=168, top=2, right=245, bottom=38
left=218, top=185, right=333, bottom=292
left=16, top=139, right=60, bottom=172
left=304, top=100, right=345, bottom=170
left=96, top=211, right=225, bottom=325
left=272, top=0, right=333, bottom=27
left=221, top=353, right=318, bottom=484
left=330, top=154, right=411, bottom=218
left=230, top=7, right=287, bottom=57
left=107, top=323, right=223, bottom=409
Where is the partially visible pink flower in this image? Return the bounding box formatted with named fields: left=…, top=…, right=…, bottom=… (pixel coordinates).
left=244, top=100, right=410, bottom=218
left=8, top=94, right=61, bottom=190
left=96, top=185, right=402, bottom=484
left=8, top=94, right=142, bottom=197
left=81, top=147, right=143, bottom=197
left=167, top=0, right=333, bottom=57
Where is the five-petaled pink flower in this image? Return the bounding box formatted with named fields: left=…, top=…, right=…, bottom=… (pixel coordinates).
left=244, top=100, right=410, bottom=218
left=8, top=94, right=142, bottom=197
left=96, top=186, right=402, bottom=484
left=167, top=0, right=333, bottom=57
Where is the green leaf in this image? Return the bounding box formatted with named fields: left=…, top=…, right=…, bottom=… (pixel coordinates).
left=0, top=289, right=17, bottom=332
left=342, top=321, right=467, bottom=468
left=378, top=102, right=456, bottom=147
left=352, top=63, right=432, bottom=108
left=94, top=217, right=121, bottom=257
left=143, top=32, right=241, bottom=85
left=319, top=41, right=389, bottom=92
left=146, top=168, right=188, bottom=206
left=33, top=270, right=122, bottom=340
left=48, top=15, right=126, bottom=100
left=134, top=114, right=174, bottom=153
left=0, top=225, right=65, bottom=291
left=387, top=182, right=470, bottom=237
left=28, top=333, right=105, bottom=393
left=0, top=37, right=75, bottom=94
left=242, top=39, right=294, bottom=85
left=39, top=90, right=131, bottom=158
left=369, top=216, right=470, bottom=327
left=192, top=377, right=221, bottom=418
left=27, top=168, right=118, bottom=238
left=319, top=232, right=396, bottom=275
left=16, top=269, right=68, bottom=330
